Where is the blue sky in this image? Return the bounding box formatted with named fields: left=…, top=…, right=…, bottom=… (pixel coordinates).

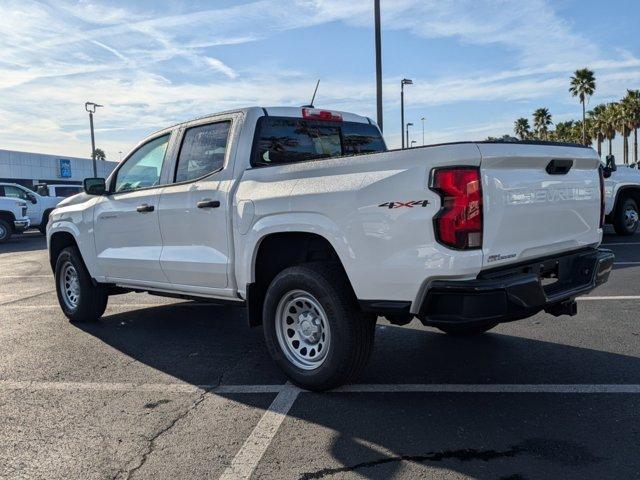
left=1, top=0, right=639, bottom=161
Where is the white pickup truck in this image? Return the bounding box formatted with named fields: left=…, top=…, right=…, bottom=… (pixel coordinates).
left=0, top=182, right=62, bottom=234
left=0, top=196, right=30, bottom=243
left=47, top=106, right=614, bottom=390
left=602, top=158, right=640, bottom=235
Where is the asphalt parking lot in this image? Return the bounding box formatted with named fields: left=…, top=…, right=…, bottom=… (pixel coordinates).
left=1, top=230, right=639, bottom=479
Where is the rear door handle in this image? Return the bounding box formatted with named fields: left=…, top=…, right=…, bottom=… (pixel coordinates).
left=197, top=199, right=220, bottom=209
left=136, top=204, right=155, bottom=213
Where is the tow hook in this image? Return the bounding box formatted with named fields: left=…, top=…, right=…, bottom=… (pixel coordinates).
left=544, top=299, right=578, bottom=317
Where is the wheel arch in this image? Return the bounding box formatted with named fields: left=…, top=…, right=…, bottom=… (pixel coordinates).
left=244, top=229, right=356, bottom=327
left=612, top=185, right=640, bottom=216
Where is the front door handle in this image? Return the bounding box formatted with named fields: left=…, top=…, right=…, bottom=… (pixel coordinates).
left=197, top=199, right=221, bottom=209
left=136, top=204, right=155, bottom=213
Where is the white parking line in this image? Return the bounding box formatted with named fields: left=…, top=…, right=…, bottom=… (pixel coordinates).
left=0, top=275, right=51, bottom=278
left=219, top=383, right=301, bottom=480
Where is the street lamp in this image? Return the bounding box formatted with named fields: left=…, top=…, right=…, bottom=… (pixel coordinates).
left=421, top=117, right=426, bottom=146
left=374, top=0, right=383, bottom=132
left=406, top=122, right=413, bottom=150
left=400, top=78, right=413, bottom=149
left=85, top=102, right=103, bottom=177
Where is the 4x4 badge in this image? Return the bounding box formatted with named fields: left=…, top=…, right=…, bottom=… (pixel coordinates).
left=378, top=200, right=430, bottom=209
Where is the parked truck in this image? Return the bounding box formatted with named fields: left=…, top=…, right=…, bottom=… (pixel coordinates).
left=47, top=106, right=614, bottom=390
left=0, top=182, right=62, bottom=234
left=0, top=196, right=30, bottom=243
left=602, top=157, right=640, bottom=235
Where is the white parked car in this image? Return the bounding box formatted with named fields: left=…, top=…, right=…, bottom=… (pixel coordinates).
left=602, top=158, right=640, bottom=235
left=0, top=196, right=30, bottom=243
left=47, top=106, right=614, bottom=390
left=0, top=182, right=63, bottom=233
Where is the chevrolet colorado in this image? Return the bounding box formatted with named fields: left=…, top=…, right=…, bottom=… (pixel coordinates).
left=47, top=106, right=614, bottom=390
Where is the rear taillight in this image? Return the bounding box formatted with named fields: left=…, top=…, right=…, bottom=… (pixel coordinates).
left=599, top=166, right=605, bottom=228
left=429, top=167, right=483, bottom=249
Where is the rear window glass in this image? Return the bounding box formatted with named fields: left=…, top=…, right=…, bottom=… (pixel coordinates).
left=175, top=121, right=231, bottom=183
left=252, top=117, right=385, bottom=167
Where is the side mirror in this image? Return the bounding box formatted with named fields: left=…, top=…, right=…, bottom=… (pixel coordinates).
left=605, top=154, right=617, bottom=172
left=603, top=166, right=613, bottom=179
left=26, top=193, right=37, bottom=204
left=83, top=177, right=107, bottom=195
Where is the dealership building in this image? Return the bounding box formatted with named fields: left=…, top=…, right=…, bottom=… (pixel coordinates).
left=0, top=148, right=118, bottom=190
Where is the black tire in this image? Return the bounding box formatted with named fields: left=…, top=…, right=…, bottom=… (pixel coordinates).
left=55, top=246, right=108, bottom=323
left=613, top=197, right=639, bottom=236
left=436, top=321, right=498, bottom=336
left=0, top=219, right=11, bottom=244
left=262, top=263, right=375, bottom=391
left=38, top=211, right=51, bottom=235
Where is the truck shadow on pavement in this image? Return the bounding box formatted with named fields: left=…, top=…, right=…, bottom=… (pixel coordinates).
left=76, top=302, right=640, bottom=479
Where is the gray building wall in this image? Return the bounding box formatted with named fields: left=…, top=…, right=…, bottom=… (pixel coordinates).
left=0, top=149, right=118, bottom=188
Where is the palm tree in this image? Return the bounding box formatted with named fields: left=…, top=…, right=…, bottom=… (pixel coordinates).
left=513, top=118, right=530, bottom=140
left=533, top=108, right=552, bottom=140
left=588, top=104, right=607, bottom=157
left=553, top=121, right=574, bottom=142
left=569, top=68, right=596, bottom=145
left=622, top=90, right=640, bottom=164
left=602, top=103, right=619, bottom=157
left=612, top=101, right=631, bottom=164
left=94, top=148, right=107, bottom=161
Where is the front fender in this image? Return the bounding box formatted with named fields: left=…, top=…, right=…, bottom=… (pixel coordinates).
left=236, top=212, right=355, bottom=298
left=48, top=201, right=104, bottom=280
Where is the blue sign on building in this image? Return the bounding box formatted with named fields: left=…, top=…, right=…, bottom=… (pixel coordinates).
left=59, top=159, right=72, bottom=178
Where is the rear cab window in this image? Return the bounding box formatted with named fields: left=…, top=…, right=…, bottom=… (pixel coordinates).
left=251, top=116, right=386, bottom=167
left=174, top=121, right=231, bottom=183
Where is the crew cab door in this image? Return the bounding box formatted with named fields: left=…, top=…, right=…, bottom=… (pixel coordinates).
left=157, top=117, right=234, bottom=291
left=93, top=133, right=173, bottom=283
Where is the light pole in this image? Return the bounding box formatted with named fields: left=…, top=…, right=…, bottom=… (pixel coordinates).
left=85, top=102, right=103, bottom=177
left=406, top=122, right=413, bottom=150
left=421, top=117, right=426, bottom=146
left=374, top=0, right=383, bottom=132
left=400, top=78, right=413, bottom=149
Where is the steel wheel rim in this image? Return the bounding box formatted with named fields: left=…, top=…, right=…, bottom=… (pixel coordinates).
left=59, top=262, right=80, bottom=310
left=625, top=205, right=638, bottom=229
left=275, top=289, right=331, bottom=370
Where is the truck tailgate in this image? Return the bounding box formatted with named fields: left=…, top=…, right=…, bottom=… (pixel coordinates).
left=478, top=143, right=602, bottom=268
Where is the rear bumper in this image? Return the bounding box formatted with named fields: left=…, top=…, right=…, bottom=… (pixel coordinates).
left=418, top=248, right=614, bottom=326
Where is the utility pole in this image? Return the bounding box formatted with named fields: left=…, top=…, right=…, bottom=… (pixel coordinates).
left=374, top=0, right=383, bottom=132
left=400, top=79, right=413, bottom=149
left=421, top=117, right=426, bottom=146
left=85, top=102, right=103, bottom=177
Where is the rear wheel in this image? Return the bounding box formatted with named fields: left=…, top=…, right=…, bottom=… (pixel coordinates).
left=613, top=197, right=639, bottom=236
left=436, top=321, right=498, bottom=336
left=55, top=246, right=108, bottom=323
left=0, top=219, right=11, bottom=244
left=263, top=263, right=375, bottom=391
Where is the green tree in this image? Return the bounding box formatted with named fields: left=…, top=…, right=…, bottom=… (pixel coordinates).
left=569, top=68, right=596, bottom=145
left=533, top=108, right=552, bottom=140
left=602, top=103, right=619, bottom=157
left=513, top=118, right=530, bottom=140
left=552, top=120, right=574, bottom=142
left=94, top=148, right=106, bottom=161
left=621, top=90, right=640, bottom=164
left=588, top=104, right=607, bottom=157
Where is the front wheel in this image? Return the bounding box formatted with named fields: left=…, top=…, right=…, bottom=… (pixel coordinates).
left=0, top=219, right=12, bottom=244
left=263, top=263, right=375, bottom=391
left=613, top=197, right=639, bottom=236
left=436, top=321, right=498, bottom=336
left=55, top=246, right=108, bottom=323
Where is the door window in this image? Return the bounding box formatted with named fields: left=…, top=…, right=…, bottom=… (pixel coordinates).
left=2, top=185, right=29, bottom=200
left=114, top=134, right=170, bottom=193
left=175, top=121, right=231, bottom=183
